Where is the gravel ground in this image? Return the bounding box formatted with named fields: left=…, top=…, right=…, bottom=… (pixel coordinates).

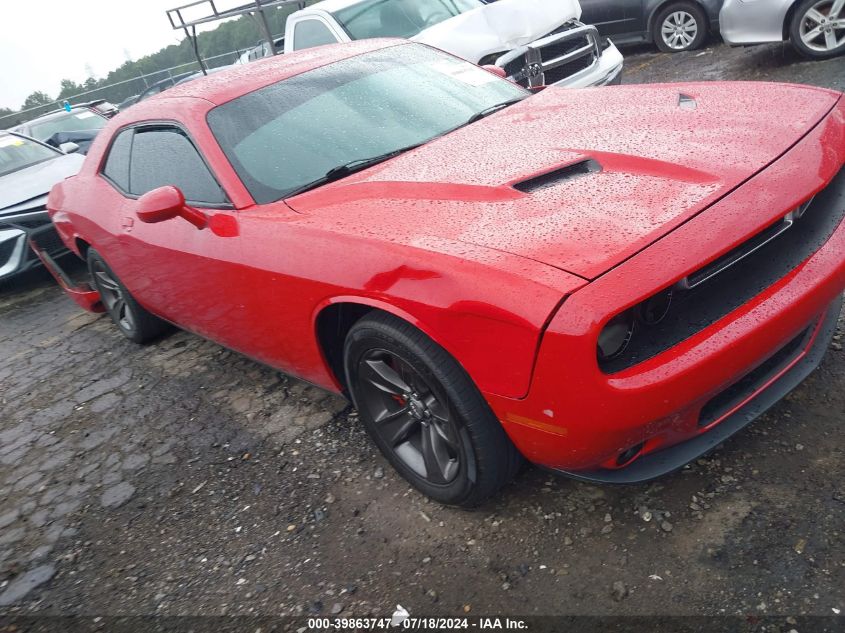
left=0, top=41, right=844, bottom=621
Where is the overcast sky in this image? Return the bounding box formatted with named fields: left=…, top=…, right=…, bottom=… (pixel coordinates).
left=0, top=0, right=235, bottom=110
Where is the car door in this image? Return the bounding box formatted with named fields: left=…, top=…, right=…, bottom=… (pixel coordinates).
left=579, top=0, right=645, bottom=38
left=103, top=123, right=245, bottom=343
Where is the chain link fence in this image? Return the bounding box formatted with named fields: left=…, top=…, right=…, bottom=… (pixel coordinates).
left=0, top=49, right=246, bottom=129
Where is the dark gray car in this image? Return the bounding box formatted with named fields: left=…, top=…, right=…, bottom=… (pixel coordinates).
left=0, top=132, right=84, bottom=281
left=579, top=0, right=724, bottom=52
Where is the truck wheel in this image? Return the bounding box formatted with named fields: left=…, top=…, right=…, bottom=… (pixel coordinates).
left=789, top=0, right=845, bottom=59
left=87, top=248, right=170, bottom=344
left=654, top=2, right=708, bottom=52
left=344, top=312, right=523, bottom=507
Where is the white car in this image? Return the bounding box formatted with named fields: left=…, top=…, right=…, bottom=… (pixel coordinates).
left=282, top=0, right=624, bottom=88
left=721, top=0, right=845, bottom=59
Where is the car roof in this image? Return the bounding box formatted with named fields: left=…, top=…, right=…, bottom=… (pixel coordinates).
left=19, top=107, right=102, bottom=125
left=158, top=39, right=404, bottom=107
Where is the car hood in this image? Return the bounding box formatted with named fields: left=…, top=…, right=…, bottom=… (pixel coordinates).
left=411, top=0, right=581, bottom=63
left=289, top=82, right=840, bottom=280
left=0, top=153, right=85, bottom=216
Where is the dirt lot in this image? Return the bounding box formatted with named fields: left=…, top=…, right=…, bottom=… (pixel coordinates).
left=1, top=41, right=844, bottom=624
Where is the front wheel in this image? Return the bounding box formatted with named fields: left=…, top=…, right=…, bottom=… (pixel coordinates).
left=654, top=2, right=708, bottom=52
left=344, top=313, right=522, bottom=507
left=87, top=248, right=170, bottom=344
left=789, top=0, right=845, bottom=59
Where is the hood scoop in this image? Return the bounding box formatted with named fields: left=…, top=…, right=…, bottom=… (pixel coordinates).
left=678, top=94, right=697, bottom=110
left=513, top=159, right=602, bottom=194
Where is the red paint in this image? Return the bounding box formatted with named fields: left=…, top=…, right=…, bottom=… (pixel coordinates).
left=46, top=41, right=845, bottom=475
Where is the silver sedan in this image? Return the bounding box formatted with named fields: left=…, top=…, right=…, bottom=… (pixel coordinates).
left=720, top=0, right=845, bottom=59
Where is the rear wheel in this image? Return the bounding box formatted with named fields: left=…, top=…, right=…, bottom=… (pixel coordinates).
left=789, top=0, right=845, bottom=59
left=654, top=2, right=708, bottom=52
left=87, top=248, right=169, bottom=344
left=344, top=313, right=522, bottom=507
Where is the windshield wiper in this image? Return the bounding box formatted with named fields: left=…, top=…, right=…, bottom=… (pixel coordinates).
left=284, top=142, right=426, bottom=199
left=460, top=96, right=527, bottom=128
left=282, top=97, right=526, bottom=199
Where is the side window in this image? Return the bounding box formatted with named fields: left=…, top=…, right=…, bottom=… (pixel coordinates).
left=102, top=129, right=133, bottom=192
left=293, top=20, right=339, bottom=50
left=128, top=127, right=226, bottom=205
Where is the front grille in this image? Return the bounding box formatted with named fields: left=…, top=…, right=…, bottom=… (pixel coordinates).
left=541, top=36, right=589, bottom=64
left=698, top=326, right=811, bottom=427
left=498, top=22, right=599, bottom=88
left=601, top=165, right=845, bottom=374
left=0, top=236, right=18, bottom=265
left=0, top=210, right=49, bottom=230
left=502, top=56, right=528, bottom=85
left=7, top=218, right=49, bottom=230
left=543, top=56, right=595, bottom=85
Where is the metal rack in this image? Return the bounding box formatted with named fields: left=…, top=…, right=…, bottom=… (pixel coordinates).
left=166, top=0, right=307, bottom=71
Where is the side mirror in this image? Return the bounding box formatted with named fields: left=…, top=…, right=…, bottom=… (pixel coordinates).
left=136, top=186, right=207, bottom=229
left=481, top=65, right=508, bottom=79
left=59, top=142, right=80, bottom=154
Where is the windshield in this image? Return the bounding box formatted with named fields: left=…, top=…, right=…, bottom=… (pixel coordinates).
left=208, top=44, right=526, bottom=204
left=29, top=109, right=106, bottom=142
left=334, top=0, right=481, bottom=39
left=0, top=134, right=60, bottom=178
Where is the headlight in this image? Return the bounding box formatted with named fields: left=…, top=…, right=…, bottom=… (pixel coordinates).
left=636, top=288, right=673, bottom=325
left=597, top=310, right=634, bottom=361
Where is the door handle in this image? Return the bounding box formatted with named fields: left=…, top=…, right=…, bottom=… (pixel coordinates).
left=122, top=217, right=134, bottom=231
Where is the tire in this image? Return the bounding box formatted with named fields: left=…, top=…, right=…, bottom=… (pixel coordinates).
left=653, top=2, right=708, bottom=52
left=789, top=0, right=845, bottom=60
left=87, top=248, right=170, bottom=344
left=344, top=313, right=523, bottom=507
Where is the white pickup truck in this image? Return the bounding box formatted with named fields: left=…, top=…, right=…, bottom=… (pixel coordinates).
left=280, top=0, right=624, bottom=88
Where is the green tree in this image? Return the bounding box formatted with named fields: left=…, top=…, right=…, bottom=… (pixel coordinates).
left=57, top=79, right=84, bottom=100
left=21, top=91, right=54, bottom=110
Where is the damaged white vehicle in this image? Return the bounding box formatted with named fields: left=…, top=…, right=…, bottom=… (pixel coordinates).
left=283, top=0, right=624, bottom=88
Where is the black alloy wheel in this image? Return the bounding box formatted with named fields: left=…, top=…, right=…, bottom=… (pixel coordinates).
left=344, top=312, right=522, bottom=507
left=356, top=349, right=461, bottom=485
left=90, top=258, right=137, bottom=334
left=87, top=248, right=170, bottom=344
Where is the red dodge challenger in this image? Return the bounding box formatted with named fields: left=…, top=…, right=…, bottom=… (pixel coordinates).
left=45, top=40, right=845, bottom=506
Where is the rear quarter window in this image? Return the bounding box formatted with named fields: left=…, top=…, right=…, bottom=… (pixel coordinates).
left=101, top=129, right=133, bottom=192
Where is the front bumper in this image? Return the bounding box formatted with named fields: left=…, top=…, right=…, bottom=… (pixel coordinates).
left=496, top=22, right=624, bottom=90
left=0, top=211, right=69, bottom=281
left=554, top=294, right=841, bottom=483
left=486, top=98, right=845, bottom=479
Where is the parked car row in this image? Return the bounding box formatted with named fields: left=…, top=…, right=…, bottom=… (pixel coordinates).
left=484, top=0, right=844, bottom=57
